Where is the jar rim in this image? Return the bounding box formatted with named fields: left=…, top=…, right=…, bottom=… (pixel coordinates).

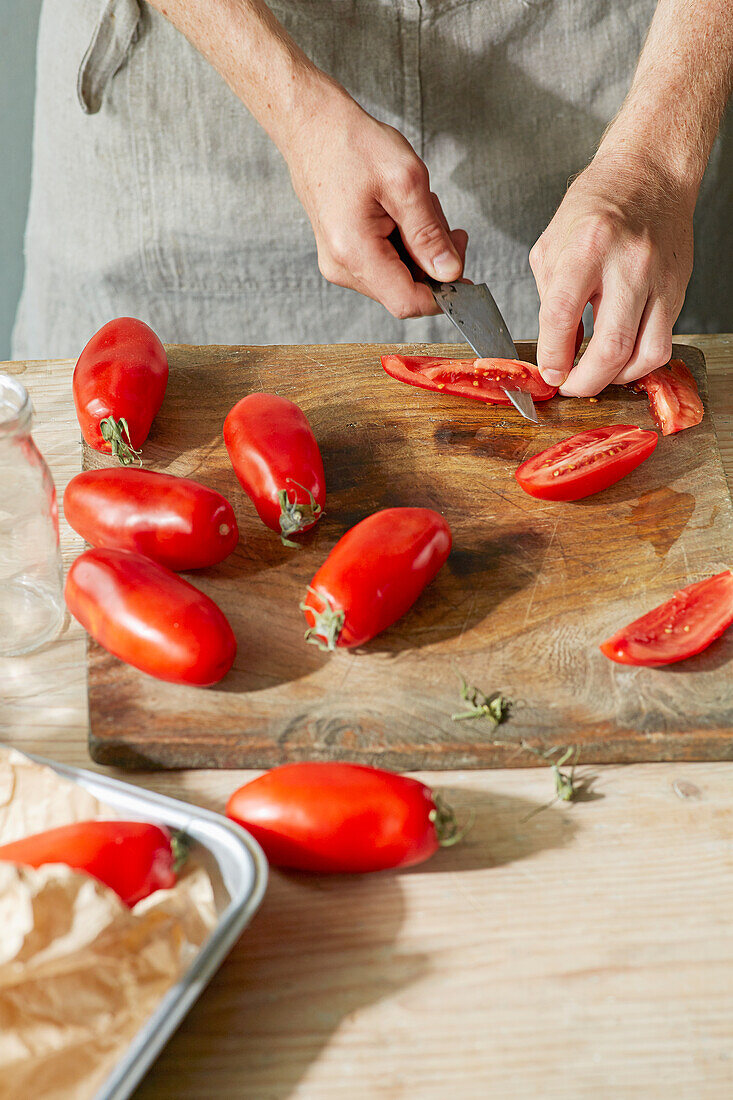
left=0, top=373, right=32, bottom=434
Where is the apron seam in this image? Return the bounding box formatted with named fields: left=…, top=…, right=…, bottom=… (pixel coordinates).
left=135, top=276, right=329, bottom=298
left=417, top=0, right=424, bottom=160
left=124, top=29, right=156, bottom=293
left=423, top=0, right=488, bottom=19
left=400, top=1, right=421, bottom=153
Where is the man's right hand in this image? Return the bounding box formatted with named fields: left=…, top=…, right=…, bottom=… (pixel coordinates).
left=146, top=0, right=466, bottom=317
left=283, top=87, right=467, bottom=319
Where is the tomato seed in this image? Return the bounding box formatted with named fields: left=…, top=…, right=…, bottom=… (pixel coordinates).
left=472, top=381, right=479, bottom=386
left=683, top=625, right=690, bottom=632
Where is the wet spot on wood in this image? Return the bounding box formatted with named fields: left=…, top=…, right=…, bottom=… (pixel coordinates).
left=433, top=423, right=529, bottom=462
left=628, top=487, right=696, bottom=557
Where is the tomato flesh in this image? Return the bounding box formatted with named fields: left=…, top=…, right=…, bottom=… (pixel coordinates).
left=65, top=547, right=236, bottom=685
left=63, top=468, right=239, bottom=571
left=381, top=354, right=557, bottom=403
left=515, top=425, right=658, bottom=501
left=600, top=571, right=733, bottom=667
left=226, top=763, right=442, bottom=873
left=630, top=359, right=703, bottom=435
left=0, top=821, right=177, bottom=907
left=302, top=507, right=452, bottom=649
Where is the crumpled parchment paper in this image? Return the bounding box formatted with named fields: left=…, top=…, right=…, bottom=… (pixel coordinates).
left=0, top=748, right=217, bottom=1100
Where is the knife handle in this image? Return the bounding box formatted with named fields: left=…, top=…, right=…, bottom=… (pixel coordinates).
left=388, top=228, right=442, bottom=290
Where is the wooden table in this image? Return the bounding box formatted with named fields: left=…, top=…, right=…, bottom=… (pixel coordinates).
left=2, top=336, right=732, bottom=1099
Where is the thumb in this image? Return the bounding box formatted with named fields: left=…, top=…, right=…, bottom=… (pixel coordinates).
left=386, top=184, right=463, bottom=282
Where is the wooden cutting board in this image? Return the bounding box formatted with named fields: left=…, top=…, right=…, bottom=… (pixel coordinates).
left=85, top=342, right=733, bottom=769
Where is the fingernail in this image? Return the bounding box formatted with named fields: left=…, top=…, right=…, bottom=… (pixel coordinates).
left=433, top=250, right=461, bottom=280
left=539, top=368, right=568, bottom=386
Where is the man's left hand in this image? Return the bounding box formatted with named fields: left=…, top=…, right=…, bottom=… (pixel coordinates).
left=530, top=150, right=695, bottom=397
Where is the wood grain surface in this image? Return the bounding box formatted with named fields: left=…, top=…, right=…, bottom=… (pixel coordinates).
left=1, top=337, right=732, bottom=1099
left=80, top=342, right=733, bottom=770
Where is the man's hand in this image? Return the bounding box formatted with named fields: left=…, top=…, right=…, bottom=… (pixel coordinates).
left=284, top=90, right=467, bottom=318
left=146, top=0, right=466, bottom=320
left=530, top=0, right=733, bottom=398
left=530, top=152, right=694, bottom=396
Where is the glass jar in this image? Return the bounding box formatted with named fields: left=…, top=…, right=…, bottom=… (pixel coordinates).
left=0, top=374, right=65, bottom=655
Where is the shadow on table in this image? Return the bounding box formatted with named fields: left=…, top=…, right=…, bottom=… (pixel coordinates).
left=134, top=871, right=422, bottom=1100
left=134, top=788, right=577, bottom=1100
left=402, top=785, right=581, bottom=874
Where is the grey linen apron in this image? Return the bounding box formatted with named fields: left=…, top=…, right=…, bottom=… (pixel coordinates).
left=12, top=0, right=732, bottom=360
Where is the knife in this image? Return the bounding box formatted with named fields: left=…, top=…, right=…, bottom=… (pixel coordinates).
left=389, top=231, right=538, bottom=423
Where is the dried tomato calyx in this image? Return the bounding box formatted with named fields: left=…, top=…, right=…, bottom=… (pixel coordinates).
left=170, top=831, right=190, bottom=875
left=277, top=479, right=323, bottom=547
left=430, top=792, right=474, bottom=847
left=300, top=587, right=345, bottom=651
left=99, top=416, right=143, bottom=466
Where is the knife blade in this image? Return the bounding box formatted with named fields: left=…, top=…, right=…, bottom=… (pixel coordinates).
left=429, top=281, right=538, bottom=423
left=388, top=229, right=538, bottom=423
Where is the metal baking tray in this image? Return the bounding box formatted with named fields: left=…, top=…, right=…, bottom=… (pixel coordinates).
left=30, top=755, right=268, bottom=1100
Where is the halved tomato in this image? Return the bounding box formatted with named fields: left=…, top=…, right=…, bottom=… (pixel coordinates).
left=515, top=425, right=658, bottom=501
left=380, top=355, right=557, bottom=404
left=630, top=360, right=703, bottom=435
left=600, top=571, right=733, bottom=666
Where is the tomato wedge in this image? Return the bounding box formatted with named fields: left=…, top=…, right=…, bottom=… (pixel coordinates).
left=226, top=763, right=464, bottom=873
left=64, top=468, right=239, bottom=571
left=224, top=393, right=326, bottom=546
left=630, top=359, right=703, bottom=435
left=65, top=547, right=236, bottom=685
left=381, top=354, right=557, bottom=403
left=0, top=821, right=181, bottom=907
left=600, top=571, right=733, bottom=667
left=302, top=507, right=452, bottom=649
left=73, top=317, right=169, bottom=464
left=515, top=425, right=658, bottom=501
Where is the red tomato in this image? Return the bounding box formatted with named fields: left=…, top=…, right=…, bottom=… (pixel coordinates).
left=574, top=319, right=584, bottom=359
left=65, top=547, right=236, bottom=685
left=630, top=359, right=703, bottom=435
left=73, top=317, right=169, bottom=464
left=515, top=425, right=658, bottom=501
left=381, top=354, right=557, bottom=403
left=302, top=507, right=452, bottom=649
left=0, top=821, right=179, bottom=907
left=224, top=393, right=326, bottom=546
left=600, top=571, right=733, bottom=667
left=227, top=763, right=462, bottom=873
left=64, top=468, right=239, bottom=571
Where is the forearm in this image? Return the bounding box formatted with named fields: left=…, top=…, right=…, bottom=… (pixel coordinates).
left=599, top=0, right=733, bottom=195
left=146, top=0, right=348, bottom=152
